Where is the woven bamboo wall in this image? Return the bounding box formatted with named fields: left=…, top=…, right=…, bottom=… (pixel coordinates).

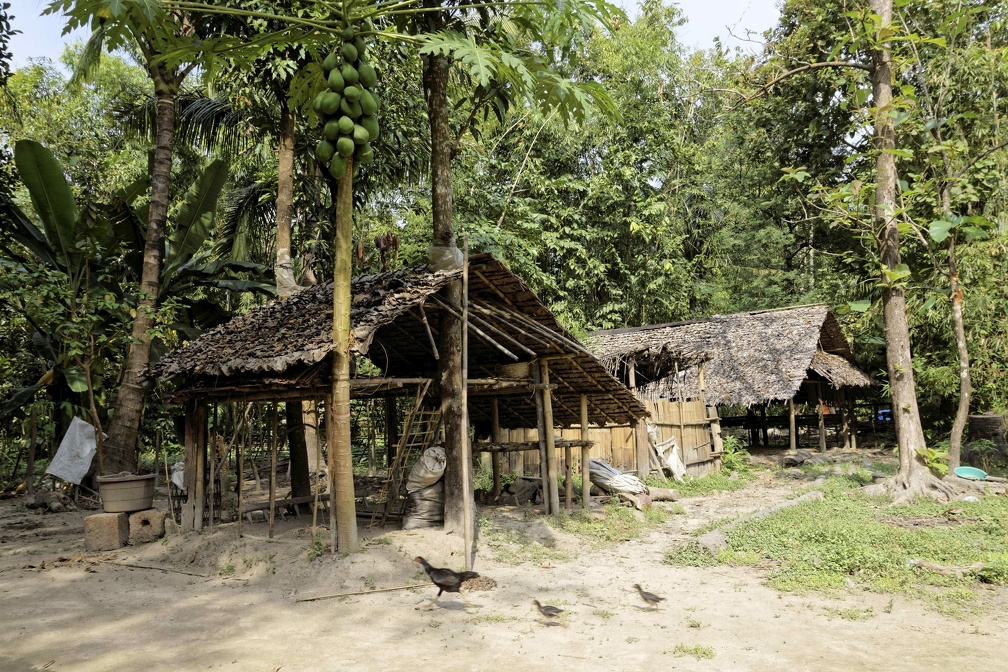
left=497, top=398, right=718, bottom=478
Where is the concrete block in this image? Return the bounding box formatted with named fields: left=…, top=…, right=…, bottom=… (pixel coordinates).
left=128, top=509, right=167, bottom=545
left=84, top=512, right=129, bottom=551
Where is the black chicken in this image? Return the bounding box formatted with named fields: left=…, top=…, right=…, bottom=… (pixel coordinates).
left=633, top=583, right=665, bottom=611
left=533, top=599, right=564, bottom=619
left=414, top=556, right=479, bottom=610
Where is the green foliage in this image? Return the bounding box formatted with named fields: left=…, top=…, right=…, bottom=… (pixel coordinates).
left=920, top=442, right=951, bottom=476
left=649, top=471, right=756, bottom=499
left=671, top=644, right=715, bottom=660
left=720, top=435, right=752, bottom=475
left=547, top=501, right=667, bottom=547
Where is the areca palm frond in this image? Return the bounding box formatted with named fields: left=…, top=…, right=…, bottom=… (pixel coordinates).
left=214, top=181, right=277, bottom=263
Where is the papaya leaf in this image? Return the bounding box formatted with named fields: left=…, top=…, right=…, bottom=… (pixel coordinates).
left=883, top=263, right=911, bottom=284
left=849, top=299, right=872, bottom=312
left=13, top=140, right=79, bottom=272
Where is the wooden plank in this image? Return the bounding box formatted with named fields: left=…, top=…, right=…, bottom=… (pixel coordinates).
left=491, top=399, right=502, bottom=498
left=540, top=360, right=560, bottom=514
left=581, top=394, right=590, bottom=511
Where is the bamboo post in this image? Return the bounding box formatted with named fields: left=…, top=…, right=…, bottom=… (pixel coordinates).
left=312, top=398, right=323, bottom=536
left=817, top=384, right=826, bottom=453
left=788, top=397, right=797, bottom=452
left=532, top=362, right=550, bottom=514
left=491, top=399, right=502, bottom=499
left=461, top=236, right=476, bottom=571
left=269, top=401, right=277, bottom=539
left=208, top=429, right=216, bottom=532
left=539, top=360, right=560, bottom=514
left=26, top=406, right=37, bottom=496
left=580, top=394, right=590, bottom=510
left=848, top=395, right=858, bottom=450
left=839, top=389, right=851, bottom=449
left=237, top=415, right=244, bottom=538
left=197, top=404, right=207, bottom=531
left=384, top=396, right=397, bottom=469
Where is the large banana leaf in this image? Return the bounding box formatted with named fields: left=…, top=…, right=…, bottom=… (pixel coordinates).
left=13, top=140, right=80, bottom=274
left=0, top=190, right=59, bottom=269
left=0, top=384, right=44, bottom=420
left=164, top=159, right=229, bottom=278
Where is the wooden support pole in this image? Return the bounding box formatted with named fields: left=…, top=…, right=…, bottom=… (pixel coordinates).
left=817, top=384, right=827, bottom=453
left=848, top=395, right=858, bottom=450
left=564, top=443, right=572, bottom=510
left=580, top=394, right=590, bottom=510
left=269, top=401, right=278, bottom=539
left=788, top=397, right=797, bottom=452
left=183, top=404, right=207, bottom=533
left=491, top=399, right=502, bottom=499
left=532, top=362, right=550, bottom=514
left=539, top=360, right=561, bottom=514
left=840, top=389, right=851, bottom=449
left=237, top=414, right=244, bottom=538
left=461, top=237, right=476, bottom=571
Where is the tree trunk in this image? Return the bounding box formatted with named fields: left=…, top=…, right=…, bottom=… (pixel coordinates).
left=948, top=262, right=970, bottom=471
left=275, top=100, right=300, bottom=299
left=104, top=81, right=178, bottom=475
left=328, top=159, right=358, bottom=554
left=424, top=49, right=468, bottom=534
left=286, top=401, right=311, bottom=498
left=870, top=0, right=955, bottom=502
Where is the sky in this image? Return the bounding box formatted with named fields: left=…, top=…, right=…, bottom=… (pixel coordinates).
left=6, top=0, right=780, bottom=69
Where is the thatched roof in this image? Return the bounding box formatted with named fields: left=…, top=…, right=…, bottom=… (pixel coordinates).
left=148, top=255, right=646, bottom=430
left=587, top=305, right=874, bottom=406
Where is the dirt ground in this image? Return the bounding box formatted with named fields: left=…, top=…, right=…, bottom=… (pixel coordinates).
left=2, top=467, right=1007, bottom=672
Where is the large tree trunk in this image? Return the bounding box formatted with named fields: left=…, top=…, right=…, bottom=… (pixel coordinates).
left=104, top=78, right=178, bottom=475
left=424, top=48, right=470, bottom=535
left=870, top=0, right=955, bottom=502
left=948, top=262, right=971, bottom=471
left=327, top=160, right=359, bottom=554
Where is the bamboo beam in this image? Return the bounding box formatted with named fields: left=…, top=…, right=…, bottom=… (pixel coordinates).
left=817, top=384, right=826, bottom=453
left=540, top=360, right=560, bottom=514
left=413, top=307, right=439, bottom=360
left=429, top=294, right=519, bottom=361
left=564, top=443, right=573, bottom=511
left=581, top=394, right=591, bottom=511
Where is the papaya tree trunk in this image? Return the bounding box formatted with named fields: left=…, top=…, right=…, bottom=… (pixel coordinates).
left=424, top=47, right=469, bottom=535
left=104, top=80, right=178, bottom=475
left=948, top=258, right=970, bottom=471
left=327, top=159, right=358, bottom=554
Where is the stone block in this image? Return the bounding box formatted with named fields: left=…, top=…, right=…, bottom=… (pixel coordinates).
left=128, top=509, right=168, bottom=545
left=84, top=512, right=129, bottom=551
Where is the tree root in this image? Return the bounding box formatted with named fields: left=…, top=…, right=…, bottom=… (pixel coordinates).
left=863, top=460, right=991, bottom=504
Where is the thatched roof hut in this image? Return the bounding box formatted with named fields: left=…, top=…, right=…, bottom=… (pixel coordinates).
left=587, top=304, right=874, bottom=407
left=148, top=254, right=646, bottom=431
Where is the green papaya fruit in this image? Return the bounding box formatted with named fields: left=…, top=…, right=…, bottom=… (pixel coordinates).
left=342, top=42, right=358, bottom=63
left=337, top=116, right=355, bottom=134
left=360, top=115, right=379, bottom=141
left=352, top=124, right=370, bottom=145
left=327, top=68, right=345, bottom=93
left=353, top=37, right=366, bottom=59
left=356, top=142, right=374, bottom=164
left=316, top=139, right=335, bottom=164
left=342, top=26, right=355, bottom=40
left=336, top=136, right=356, bottom=158
left=312, top=90, right=327, bottom=113
left=329, top=155, right=347, bottom=179
left=322, top=51, right=339, bottom=74
left=323, top=120, right=341, bottom=141
left=343, top=85, right=361, bottom=103
left=340, top=98, right=362, bottom=118
left=341, top=64, right=359, bottom=86
left=320, top=91, right=341, bottom=115
left=359, top=90, right=377, bottom=115
left=358, top=63, right=377, bottom=89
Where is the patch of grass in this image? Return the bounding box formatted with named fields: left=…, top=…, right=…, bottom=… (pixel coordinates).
left=481, top=523, right=569, bottom=566
left=664, top=541, right=719, bottom=567
left=476, top=613, right=518, bottom=624
left=686, top=617, right=705, bottom=629
left=658, top=471, right=757, bottom=498
left=219, top=564, right=235, bottom=576
left=547, top=502, right=667, bottom=547
left=672, top=644, right=715, bottom=660
left=592, top=609, right=614, bottom=619
left=690, top=516, right=737, bottom=537
left=721, top=489, right=1008, bottom=612
left=666, top=503, right=687, bottom=515
left=823, top=606, right=874, bottom=621
left=307, top=535, right=324, bottom=561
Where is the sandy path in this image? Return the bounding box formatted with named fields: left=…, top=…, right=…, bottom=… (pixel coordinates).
left=2, top=476, right=1005, bottom=672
